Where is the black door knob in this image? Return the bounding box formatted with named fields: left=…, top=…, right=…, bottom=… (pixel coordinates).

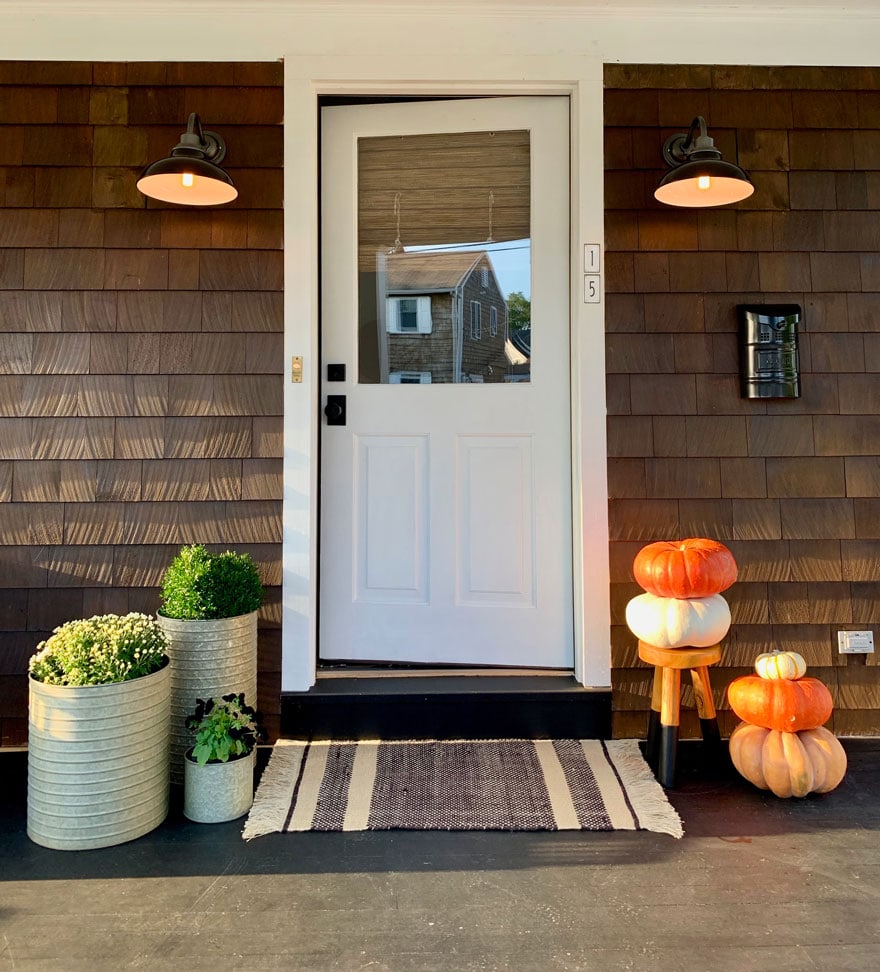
left=324, top=395, right=346, bottom=425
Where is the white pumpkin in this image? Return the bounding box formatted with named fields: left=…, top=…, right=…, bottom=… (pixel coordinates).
left=625, top=592, right=731, bottom=649
left=754, top=650, right=807, bottom=681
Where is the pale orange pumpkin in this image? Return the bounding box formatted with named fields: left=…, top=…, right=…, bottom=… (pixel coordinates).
left=729, top=722, right=847, bottom=798
left=727, top=674, right=833, bottom=732
left=754, top=650, right=807, bottom=681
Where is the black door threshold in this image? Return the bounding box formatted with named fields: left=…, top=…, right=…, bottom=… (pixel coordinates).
left=281, top=674, right=611, bottom=740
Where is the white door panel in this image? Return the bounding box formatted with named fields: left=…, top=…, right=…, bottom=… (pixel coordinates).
left=457, top=435, right=534, bottom=606
left=320, top=97, right=572, bottom=668
left=355, top=434, right=429, bottom=603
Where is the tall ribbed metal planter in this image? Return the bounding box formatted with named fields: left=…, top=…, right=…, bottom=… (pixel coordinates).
left=156, top=612, right=258, bottom=785
left=27, top=660, right=171, bottom=851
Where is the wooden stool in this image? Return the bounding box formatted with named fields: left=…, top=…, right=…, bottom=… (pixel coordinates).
left=638, top=641, right=722, bottom=789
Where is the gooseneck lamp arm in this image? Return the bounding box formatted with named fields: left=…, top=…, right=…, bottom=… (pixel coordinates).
left=172, top=113, right=228, bottom=165
left=662, top=116, right=716, bottom=167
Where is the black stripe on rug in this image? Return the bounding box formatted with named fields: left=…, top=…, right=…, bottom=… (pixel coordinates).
left=552, top=739, right=614, bottom=830
left=368, top=740, right=556, bottom=831
left=312, top=743, right=358, bottom=831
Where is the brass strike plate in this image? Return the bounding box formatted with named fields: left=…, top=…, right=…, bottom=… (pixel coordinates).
left=291, top=355, right=303, bottom=383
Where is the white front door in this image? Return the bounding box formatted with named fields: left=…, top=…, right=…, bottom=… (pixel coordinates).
left=319, top=96, right=572, bottom=668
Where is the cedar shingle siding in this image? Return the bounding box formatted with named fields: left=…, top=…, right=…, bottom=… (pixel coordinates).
left=606, top=65, right=880, bottom=738
left=0, top=62, right=283, bottom=746
left=3, top=60, right=880, bottom=745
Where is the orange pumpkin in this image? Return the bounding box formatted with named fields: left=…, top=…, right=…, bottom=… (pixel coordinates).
left=632, top=538, right=738, bottom=599
left=729, top=722, right=847, bottom=798
left=727, top=675, right=833, bottom=732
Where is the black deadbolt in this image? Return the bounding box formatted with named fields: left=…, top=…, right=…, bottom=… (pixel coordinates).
left=327, top=363, right=346, bottom=382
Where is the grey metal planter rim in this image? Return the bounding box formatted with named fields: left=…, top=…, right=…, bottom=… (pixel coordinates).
left=29, top=764, right=170, bottom=796
left=157, top=612, right=257, bottom=629
left=183, top=747, right=255, bottom=765
left=173, top=678, right=255, bottom=693
left=28, top=654, right=170, bottom=686
left=27, top=804, right=169, bottom=840
left=28, top=788, right=170, bottom=822
left=28, top=749, right=169, bottom=775
left=30, top=711, right=171, bottom=733
left=29, top=706, right=170, bottom=736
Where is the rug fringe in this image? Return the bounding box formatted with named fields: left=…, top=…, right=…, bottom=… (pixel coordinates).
left=241, top=741, right=303, bottom=841
left=604, top=739, right=684, bottom=839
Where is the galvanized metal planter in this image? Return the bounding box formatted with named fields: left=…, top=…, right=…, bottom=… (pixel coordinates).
left=156, top=611, right=258, bottom=785
left=183, top=748, right=256, bottom=823
left=27, top=660, right=171, bottom=851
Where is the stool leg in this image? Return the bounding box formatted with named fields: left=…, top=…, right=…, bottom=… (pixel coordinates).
left=658, top=667, right=680, bottom=789
left=645, top=666, right=662, bottom=770
left=691, top=666, right=721, bottom=751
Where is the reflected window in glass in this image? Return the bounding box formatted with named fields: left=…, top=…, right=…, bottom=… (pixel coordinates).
left=470, top=301, right=482, bottom=340
left=357, top=128, right=531, bottom=384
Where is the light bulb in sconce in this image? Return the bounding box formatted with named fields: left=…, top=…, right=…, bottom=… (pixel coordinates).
left=137, top=112, right=237, bottom=207
left=697, top=175, right=711, bottom=191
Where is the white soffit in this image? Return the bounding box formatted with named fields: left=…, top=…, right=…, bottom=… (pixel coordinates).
left=0, top=2, right=877, bottom=69
left=2, top=0, right=880, bottom=16
left=299, top=0, right=880, bottom=13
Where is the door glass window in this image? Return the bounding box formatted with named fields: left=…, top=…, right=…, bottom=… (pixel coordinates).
left=357, top=129, right=531, bottom=384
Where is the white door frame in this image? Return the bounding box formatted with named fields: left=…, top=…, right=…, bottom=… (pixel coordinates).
left=281, top=54, right=610, bottom=692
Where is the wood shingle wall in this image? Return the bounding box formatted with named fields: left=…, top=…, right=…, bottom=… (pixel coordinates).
left=0, top=61, right=283, bottom=746
left=4, top=60, right=878, bottom=745
left=606, top=65, right=880, bottom=738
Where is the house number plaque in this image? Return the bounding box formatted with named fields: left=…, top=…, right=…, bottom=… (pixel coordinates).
left=583, top=243, right=601, bottom=304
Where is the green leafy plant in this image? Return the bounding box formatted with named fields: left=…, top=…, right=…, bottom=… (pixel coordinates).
left=28, top=613, right=168, bottom=686
left=185, top=693, right=263, bottom=765
left=159, top=544, right=264, bottom=620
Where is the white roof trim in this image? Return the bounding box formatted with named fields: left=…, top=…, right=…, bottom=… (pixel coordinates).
left=2, top=1, right=879, bottom=20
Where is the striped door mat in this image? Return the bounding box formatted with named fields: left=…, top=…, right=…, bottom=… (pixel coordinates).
left=242, top=739, right=683, bottom=839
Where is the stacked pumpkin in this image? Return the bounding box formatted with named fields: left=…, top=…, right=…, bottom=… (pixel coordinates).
left=727, top=653, right=847, bottom=798
left=625, top=538, right=737, bottom=649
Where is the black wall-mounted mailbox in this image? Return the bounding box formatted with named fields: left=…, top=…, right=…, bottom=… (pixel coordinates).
left=737, top=304, right=801, bottom=399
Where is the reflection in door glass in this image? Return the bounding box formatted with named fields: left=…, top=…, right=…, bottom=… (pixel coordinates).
left=357, top=129, right=531, bottom=384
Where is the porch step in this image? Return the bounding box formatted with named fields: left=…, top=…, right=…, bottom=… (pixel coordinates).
left=280, top=674, right=612, bottom=740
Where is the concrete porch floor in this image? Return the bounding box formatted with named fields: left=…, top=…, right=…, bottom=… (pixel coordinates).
left=1, top=740, right=878, bottom=972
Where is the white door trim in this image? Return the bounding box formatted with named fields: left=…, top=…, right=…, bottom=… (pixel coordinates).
left=281, top=54, right=610, bottom=691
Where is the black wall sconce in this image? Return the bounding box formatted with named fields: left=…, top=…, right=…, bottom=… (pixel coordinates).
left=654, top=116, right=753, bottom=208
left=137, top=112, right=238, bottom=206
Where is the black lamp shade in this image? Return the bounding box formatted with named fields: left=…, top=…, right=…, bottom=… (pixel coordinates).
left=655, top=158, right=753, bottom=208
left=137, top=156, right=238, bottom=207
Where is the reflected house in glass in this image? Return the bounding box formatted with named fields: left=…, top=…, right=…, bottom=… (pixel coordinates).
left=377, top=249, right=513, bottom=383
